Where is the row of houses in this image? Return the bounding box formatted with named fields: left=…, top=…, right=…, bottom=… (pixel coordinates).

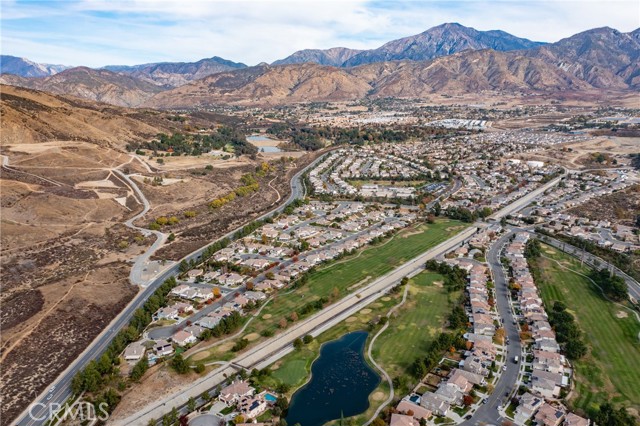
left=392, top=261, right=500, bottom=425
left=505, top=232, right=589, bottom=426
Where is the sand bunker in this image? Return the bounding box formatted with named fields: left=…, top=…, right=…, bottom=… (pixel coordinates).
left=616, top=310, right=629, bottom=319
left=360, top=309, right=372, bottom=315
left=262, top=314, right=272, bottom=319
left=371, top=391, right=385, bottom=401
left=190, top=351, right=210, bottom=362
left=346, top=317, right=357, bottom=323
left=244, top=333, right=260, bottom=341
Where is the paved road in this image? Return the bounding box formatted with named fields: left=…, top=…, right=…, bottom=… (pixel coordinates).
left=12, top=153, right=329, bottom=426
left=490, top=175, right=562, bottom=220
left=113, top=226, right=481, bottom=426
left=460, top=231, right=522, bottom=426
left=112, top=168, right=168, bottom=286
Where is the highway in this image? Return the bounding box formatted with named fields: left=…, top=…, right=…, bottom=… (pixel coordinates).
left=489, top=175, right=562, bottom=220
left=112, top=225, right=481, bottom=426
left=12, top=152, right=329, bottom=426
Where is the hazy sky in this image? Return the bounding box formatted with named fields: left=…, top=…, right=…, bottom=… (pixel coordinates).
left=2, top=0, right=639, bottom=67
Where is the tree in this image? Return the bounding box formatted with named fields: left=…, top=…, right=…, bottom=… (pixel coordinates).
left=130, top=357, right=149, bottom=381
left=565, top=339, right=588, bottom=360
left=278, top=317, right=288, bottom=328
left=170, top=354, right=190, bottom=374
left=290, top=311, right=299, bottom=322
left=194, top=363, right=206, bottom=374
left=179, top=259, right=189, bottom=273
left=303, top=335, right=313, bottom=344
left=293, top=338, right=303, bottom=350
left=187, top=397, right=197, bottom=412
left=411, top=358, right=427, bottom=378
left=463, top=395, right=474, bottom=406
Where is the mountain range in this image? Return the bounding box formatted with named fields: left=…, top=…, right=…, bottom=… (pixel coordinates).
left=2, top=23, right=638, bottom=108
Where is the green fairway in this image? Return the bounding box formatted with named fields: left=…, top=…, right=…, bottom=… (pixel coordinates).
left=371, top=271, right=457, bottom=393
left=246, top=219, right=465, bottom=335
left=531, top=245, right=640, bottom=412
left=190, top=219, right=466, bottom=363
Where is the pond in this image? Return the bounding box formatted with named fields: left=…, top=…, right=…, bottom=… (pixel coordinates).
left=246, top=134, right=282, bottom=152
left=285, top=331, right=380, bottom=426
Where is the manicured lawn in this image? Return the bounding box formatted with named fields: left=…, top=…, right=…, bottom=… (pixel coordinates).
left=192, top=219, right=466, bottom=362
left=370, top=271, right=457, bottom=396
left=248, top=219, right=465, bottom=335
left=532, top=245, right=640, bottom=413
left=271, top=347, right=316, bottom=387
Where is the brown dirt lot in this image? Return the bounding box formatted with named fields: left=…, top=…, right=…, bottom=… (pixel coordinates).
left=0, top=143, right=148, bottom=423
left=567, top=184, right=640, bottom=226
left=149, top=151, right=320, bottom=261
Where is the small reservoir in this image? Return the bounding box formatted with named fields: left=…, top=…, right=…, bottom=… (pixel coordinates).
left=246, top=134, right=282, bottom=152
left=285, top=331, right=380, bottom=426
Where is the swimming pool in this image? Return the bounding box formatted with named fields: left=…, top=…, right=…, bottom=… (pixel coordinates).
left=265, top=393, right=277, bottom=403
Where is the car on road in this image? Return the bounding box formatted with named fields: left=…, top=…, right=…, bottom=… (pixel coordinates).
left=464, top=415, right=473, bottom=420
left=482, top=398, right=488, bottom=404
left=502, top=365, right=507, bottom=371
left=514, top=355, right=519, bottom=363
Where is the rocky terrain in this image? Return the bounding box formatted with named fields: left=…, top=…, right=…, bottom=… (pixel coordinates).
left=342, top=22, right=546, bottom=66
left=0, top=55, right=70, bottom=77
left=144, top=50, right=593, bottom=107
left=273, top=47, right=363, bottom=66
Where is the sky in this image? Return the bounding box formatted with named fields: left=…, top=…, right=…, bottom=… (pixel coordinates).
left=1, top=0, right=639, bottom=67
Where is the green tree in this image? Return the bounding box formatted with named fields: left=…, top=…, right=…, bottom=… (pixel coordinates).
left=170, top=354, right=190, bottom=374
left=187, top=397, right=196, bottom=412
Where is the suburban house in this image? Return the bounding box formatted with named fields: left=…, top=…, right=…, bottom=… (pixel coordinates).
left=219, top=380, right=254, bottom=405
left=389, top=414, right=419, bottom=426
left=123, top=341, right=146, bottom=362
left=153, top=306, right=179, bottom=321
left=534, top=402, right=566, bottom=426
left=396, top=400, right=432, bottom=420
left=154, top=339, right=174, bottom=357
left=419, top=392, right=450, bottom=416
left=564, top=413, right=589, bottom=426
left=172, top=330, right=198, bottom=347
left=515, top=392, right=544, bottom=425
left=238, top=393, right=268, bottom=419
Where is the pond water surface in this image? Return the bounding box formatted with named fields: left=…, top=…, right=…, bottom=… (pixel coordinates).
left=285, top=331, right=379, bottom=426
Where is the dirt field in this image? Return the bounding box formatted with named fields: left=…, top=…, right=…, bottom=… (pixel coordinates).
left=0, top=141, right=150, bottom=422
left=148, top=151, right=321, bottom=261
left=520, top=135, right=640, bottom=170
left=567, top=184, right=640, bottom=226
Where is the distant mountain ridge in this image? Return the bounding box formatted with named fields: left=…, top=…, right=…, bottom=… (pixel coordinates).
left=0, top=67, right=166, bottom=107
left=0, top=55, right=70, bottom=77
left=2, top=24, right=638, bottom=108
left=103, top=56, right=247, bottom=87
left=273, top=23, right=546, bottom=67
left=272, top=47, right=363, bottom=67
